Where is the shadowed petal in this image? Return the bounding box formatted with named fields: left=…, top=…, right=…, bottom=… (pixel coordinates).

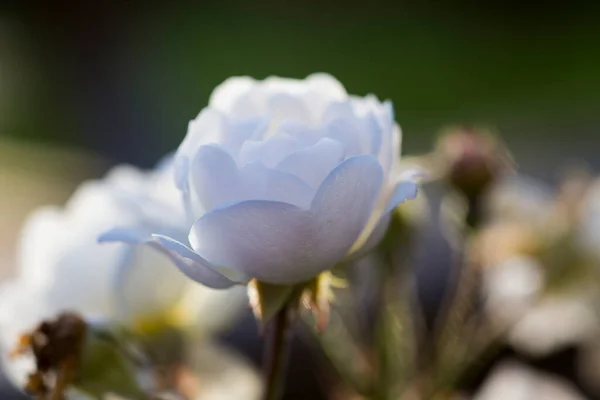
left=244, top=162, right=315, bottom=209
left=345, top=213, right=391, bottom=260
left=275, top=138, right=345, bottom=188
left=190, top=145, right=314, bottom=211
left=238, top=133, right=301, bottom=167
left=190, top=145, right=249, bottom=211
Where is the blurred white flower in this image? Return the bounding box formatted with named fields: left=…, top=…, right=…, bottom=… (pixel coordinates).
left=486, top=175, right=555, bottom=228
left=481, top=173, right=600, bottom=357
left=508, top=295, right=600, bottom=357
left=483, top=255, right=544, bottom=326
left=101, top=344, right=263, bottom=400
left=101, top=73, right=420, bottom=286
left=474, top=361, right=586, bottom=400
left=0, top=161, right=246, bottom=388
left=183, top=344, right=262, bottom=400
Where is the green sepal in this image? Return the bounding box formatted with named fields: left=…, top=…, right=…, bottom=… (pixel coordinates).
left=247, top=280, right=295, bottom=328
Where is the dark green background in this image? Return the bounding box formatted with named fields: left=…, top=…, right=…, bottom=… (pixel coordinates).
left=1, top=1, right=599, bottom=177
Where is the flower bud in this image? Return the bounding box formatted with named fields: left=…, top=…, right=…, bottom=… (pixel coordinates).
left=437, top=127, right=512, bottom=200
left=13, top=313, right=86, bottom=398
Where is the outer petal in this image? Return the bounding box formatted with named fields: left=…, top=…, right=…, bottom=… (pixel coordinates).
left=348, top=170, right=421, bottom=255
left=190, top=202, right=307, bottom=283
left=99, top=228, right=238, bottom=289
left=383, top=179, right=419, bottom=214
left=345, top=213, right=391, bottom=260
left=309, top=155, right=383, bottom=238
left=373, top=101, right=398, bottom=174
left=152, top=235, right=248, bottom=284
left=189, top=155, right=383, bottom=284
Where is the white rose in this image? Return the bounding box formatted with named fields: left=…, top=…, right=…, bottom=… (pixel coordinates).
left=0, top=161, right=244, bottom=387
left=101, top=73, right=419, bottom=286
left=483, top=256, right=544, bottom=326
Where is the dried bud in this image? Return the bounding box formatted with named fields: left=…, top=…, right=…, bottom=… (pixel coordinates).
left=12, top=312, right=87, bottom=399
left=12, top=313, right=152, bottom=400
left=437, top=126, right=512, bottom=200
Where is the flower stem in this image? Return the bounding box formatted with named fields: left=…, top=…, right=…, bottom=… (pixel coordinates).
left=263, top=303, right=293, bottom=400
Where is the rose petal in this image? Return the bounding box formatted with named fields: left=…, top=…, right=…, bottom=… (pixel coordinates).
left=99, top=228, right=238, bottom=288
left=324, top=118, right=363, bottom=156
left=266, top=93, right=312, bottom=126
left=189, top=155, right=383, bottom=284
left=348, top=173, right=420, bottom=255
left=209, top=76, right=256, bottom=112
left=244, top=162, right=315, bottom=209
left=174, top=154, right=190, bottom=193
left=275, top=138, right=345, bottom=188
left=190, top=145, right=251, bottom=211
left=238, top=133, right=301, bottom=167
left=383, top=179, right=419, bottom=215
left=17, top=206, right=65, bottom=281
left=178, top=109, right=226, bottom=160
left=305, top=73, right=348, bottom=101
left=346, top=213, right=391, bottom=260
left=190, top=145, right=314, bottom=211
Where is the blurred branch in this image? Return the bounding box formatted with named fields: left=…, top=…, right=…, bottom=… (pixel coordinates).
left=374, top=268, right=416, bottom=400
left=301, top=306, right=373, bottom=397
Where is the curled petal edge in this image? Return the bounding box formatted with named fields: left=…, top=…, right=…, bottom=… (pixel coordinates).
left=98, top=227, right=243, bottom=289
